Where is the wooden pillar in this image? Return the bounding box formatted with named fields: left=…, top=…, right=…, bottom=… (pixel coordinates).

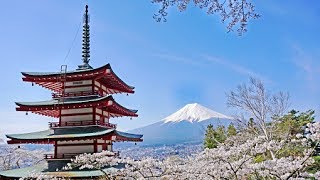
left=107, top=112, right=110, bottom=123
left=101, top=109, right=104, bottom=124
left=54, top=141, right=58, bottom=158
left=102, top=141, right=107, bottom=150
left=93, top=139, right=97, bottom=153
left=93, top=107, right=96, bottom=124
left=58, top=108, right=62, bottom=126
left=91, top=80, right=94, bottom=93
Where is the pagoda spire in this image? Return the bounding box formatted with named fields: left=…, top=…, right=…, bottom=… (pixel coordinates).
left=77, top=5, right=92, bottom=70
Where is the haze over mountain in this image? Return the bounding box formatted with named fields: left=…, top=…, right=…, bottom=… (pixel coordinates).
left=0, top=131, right=5, bottom=144
left=129, top=103, right=233, bottom=145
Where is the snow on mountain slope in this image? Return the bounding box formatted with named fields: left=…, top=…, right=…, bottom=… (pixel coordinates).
left=163, top=103, right=233, bottom=123
left=129, top=103, right=234, bottom=145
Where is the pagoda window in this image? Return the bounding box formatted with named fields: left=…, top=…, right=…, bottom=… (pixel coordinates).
left=57, top=139, right=94, bottom=145
left=64, top=86, right=92, bottom=93
left=65, top=80, right=92, bottom=86
left=57, top=145, right=94, bottom=156
left=107, top=144, right=112, bottom=151
left=61, top=108, right=93, bottom=114
left=97, top=145, right=103, bottom=152
left=95, top=108, right=102, bottom=115
left=61, top=114, right=93, bottom=123
left=97, top=139, right=105, bottom=143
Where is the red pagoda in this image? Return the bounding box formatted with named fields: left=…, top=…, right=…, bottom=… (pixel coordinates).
left=0, top=5, right=142, bottom=179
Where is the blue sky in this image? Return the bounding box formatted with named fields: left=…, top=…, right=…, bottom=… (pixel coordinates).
left=0, top=0, right=319, bottom=136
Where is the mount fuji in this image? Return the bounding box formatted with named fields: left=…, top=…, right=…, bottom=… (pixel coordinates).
left=129, top=103, right=233, bottom=145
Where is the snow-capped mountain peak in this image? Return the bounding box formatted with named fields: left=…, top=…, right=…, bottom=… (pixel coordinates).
left=163, top=103, right=233, bottom=123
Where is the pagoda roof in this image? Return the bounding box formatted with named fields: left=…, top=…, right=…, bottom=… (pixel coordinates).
left=22, top=64, right=110, bottom=77
left=21, top=64, right=135, bottom=94
left=15, top=95, right=138, bottom=118
left=0, top=162, right=121, bottom=179
left=6, top=126, right=143, bottom=144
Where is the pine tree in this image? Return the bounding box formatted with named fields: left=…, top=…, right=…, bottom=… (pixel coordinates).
left=227, top=123, right=237, bottom=137
left=204, top=124, right=216, bottom=149
left=204, top=125, right=227, bottom=149
left=216, top=125, right=227, bottom=143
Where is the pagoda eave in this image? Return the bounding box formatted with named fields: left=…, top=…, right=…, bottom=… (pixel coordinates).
left=6, top=128, right=143, bottom=144
left=6, top=134, right=113, bottom=144
left=15, top=95, right=138, bottom=118
left=22, top=64, right=135, bottom=95
left=7, top=139, right=55, bottom=144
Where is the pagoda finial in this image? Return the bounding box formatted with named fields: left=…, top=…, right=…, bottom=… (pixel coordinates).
left=77, top=5, right=92, bottom=70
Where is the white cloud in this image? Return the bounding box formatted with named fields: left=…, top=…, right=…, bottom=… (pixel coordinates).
left=152, top=52, right=271, bottom=82
left=151, top=53, right=205, bottom=67
left=202, top=54, right=271, bottom=83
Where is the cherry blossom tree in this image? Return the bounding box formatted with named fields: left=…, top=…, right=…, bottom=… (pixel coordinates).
left=59, top=121, right=319, bottom=179
left=227, top=77, right=290, bottom=159
left=64, top=150, right=118, bottom=178
left=0, top=145, right=45, bottom=171
left=26, top=121, right=320, bottom=179
left=152, top=0, right=260, bottom=35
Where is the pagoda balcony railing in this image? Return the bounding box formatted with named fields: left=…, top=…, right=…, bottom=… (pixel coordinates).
left=52, top=91, right=98, bottom=98
left=49, top=120, right=117, bottom=129
left=44, top=153, right=81, bottom=159
left=44, top=151, right=120, bottom=159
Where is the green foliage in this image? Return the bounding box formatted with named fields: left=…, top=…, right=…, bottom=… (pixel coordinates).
left=248, top=118, right=255, bottom=128
left=276, top=143, right=306, bottom=157
left=204, top=124, right=234, bottom=149
left=253, top=154, right=266, bottom=163
left=305, top=156, right=320, bottom=174
left=270, top=110, right=315, bottom=157
left=274, top=110, right=315, bottom=140
left=247, top=117, right=258, bottom=134
left=216, top=125, right=227, bottom=143
left=227, top=123, right=237, bottom=137
left=204, top=124, right=216, bottom=149
left=314, top=156, right=320, bottom=161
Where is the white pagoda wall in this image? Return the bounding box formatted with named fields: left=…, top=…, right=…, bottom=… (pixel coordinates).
left=56, top=140, right=94, bottom=155
left=61, top=108, right=93, bottom=114
left=57, top=139, right=94, bottom=145
left=98, top=145, right=102, bottom=152
left=59, top=107, right=111, bottom=126
left=57, top=145, right=94, bottom=155
left=56, top=139, right=113, bottom=156
left=65, top=80, right=92, bottom=86
left=60, top=108, right=94, bottom=125
left=65, top=86, right=92, bottom=93
left=64, top=80, right=93, bottom=93
left=96, top=145, right=112, bottom=151
left=61, top=114, right=93, bottom=122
